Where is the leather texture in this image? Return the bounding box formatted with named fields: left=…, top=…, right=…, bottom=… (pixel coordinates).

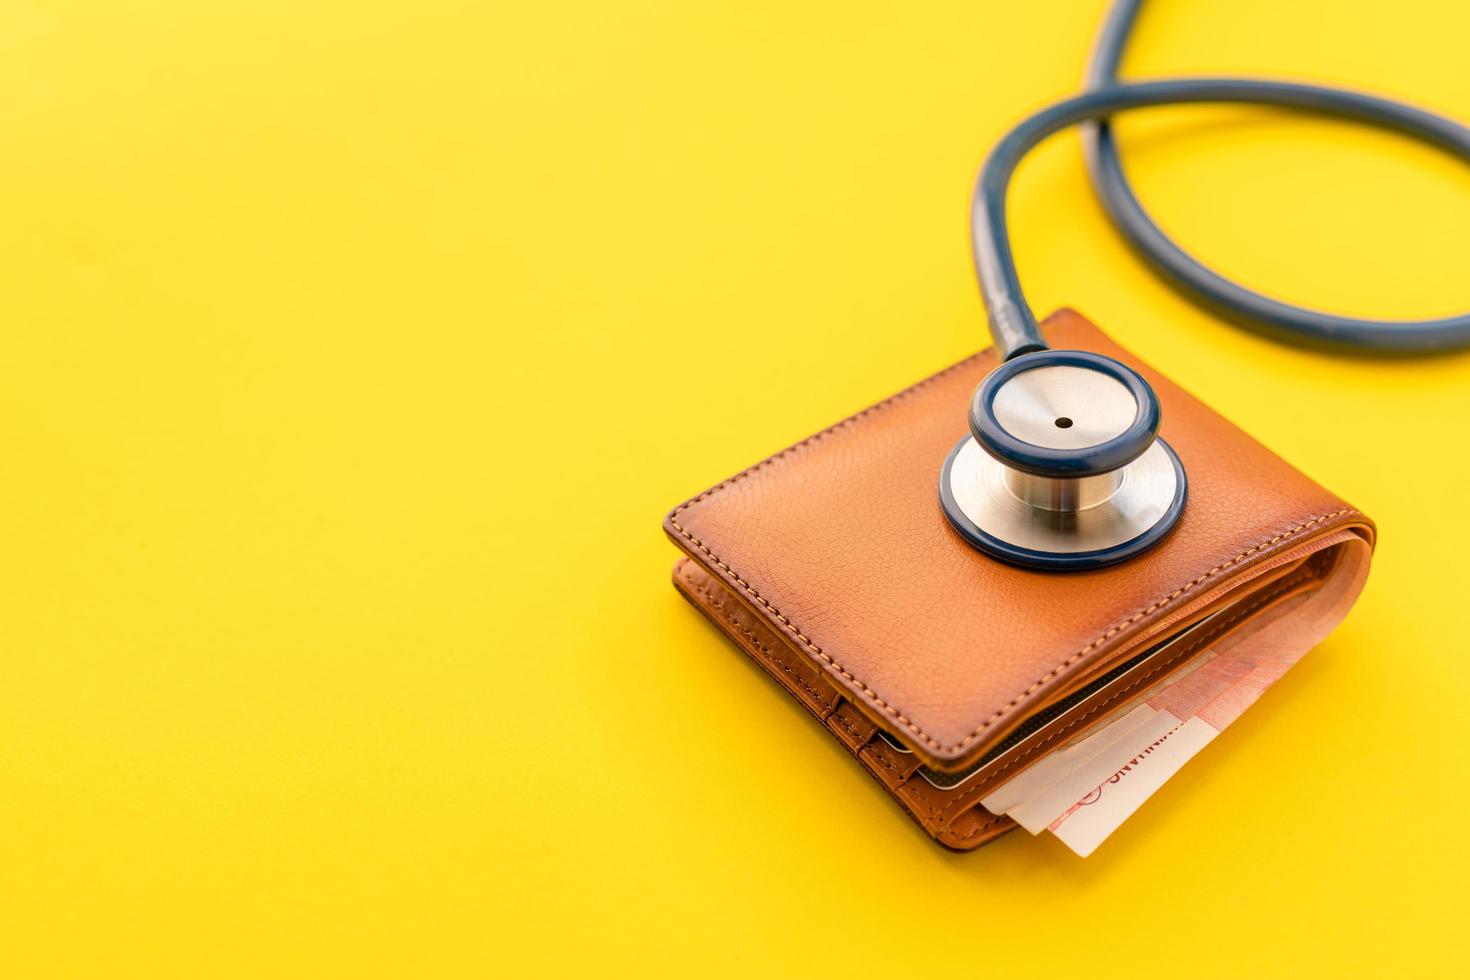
left=664, top=310, right=1375, bottom=849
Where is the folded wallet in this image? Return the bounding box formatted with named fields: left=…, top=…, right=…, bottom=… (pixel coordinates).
left=663, top=309, right=1374, bottom=851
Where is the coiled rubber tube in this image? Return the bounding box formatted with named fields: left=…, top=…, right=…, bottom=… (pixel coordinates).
left=972, top=0, right=1470, bottom=360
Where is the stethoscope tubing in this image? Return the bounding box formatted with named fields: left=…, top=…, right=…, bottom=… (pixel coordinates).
left=973, top=0, right=1470, bottom=361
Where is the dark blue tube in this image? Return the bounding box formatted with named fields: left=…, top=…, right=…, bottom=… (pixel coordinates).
left=972, top=0, right=1470, bottom=359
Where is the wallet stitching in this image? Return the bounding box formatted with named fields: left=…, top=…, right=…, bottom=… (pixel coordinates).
left=691, top=565, right=981, bottom=842
left=688, top=578, right=834, bottom=713
left=830, top=709, right=865, bottom=745
left=949, top=811, right=1011, bottom=844
left=868, top=745, right=902, bottom=777
left=933, top=573, right=1303, bottom=822
left=674, top=500, right=1357, bottom=756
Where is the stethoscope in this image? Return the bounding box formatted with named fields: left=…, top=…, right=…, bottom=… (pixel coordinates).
left=939, top=0, right=1470, bottom=571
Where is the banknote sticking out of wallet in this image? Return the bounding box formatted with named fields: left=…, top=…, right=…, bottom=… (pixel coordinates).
left=663, top=310, right=1373, bottom=855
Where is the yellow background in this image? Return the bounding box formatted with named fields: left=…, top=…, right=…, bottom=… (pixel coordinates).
left=2, top=1, right=1467, bottom=976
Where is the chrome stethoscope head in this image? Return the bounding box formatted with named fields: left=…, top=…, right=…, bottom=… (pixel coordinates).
left=939, top=349, right=1187, bottom=570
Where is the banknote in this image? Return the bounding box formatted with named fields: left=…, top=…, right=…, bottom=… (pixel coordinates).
left=1042, top=616, right=1312, bottom=855
left=1004, top=708, right=1184, bottom=834
left=1046, top=716, right=1215, bottom=856
left=978, top=702, right=1156, bottom=815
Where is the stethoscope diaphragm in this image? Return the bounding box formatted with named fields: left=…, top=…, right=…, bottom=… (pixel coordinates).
left=939, top=349, right=1186, bottom=570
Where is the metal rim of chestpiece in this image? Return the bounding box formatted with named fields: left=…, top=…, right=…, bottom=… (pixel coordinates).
left=939, top=349, right=1188, bottom=571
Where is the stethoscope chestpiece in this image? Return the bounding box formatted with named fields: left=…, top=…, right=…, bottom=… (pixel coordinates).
left=938, top=349, right=1187, bottom=570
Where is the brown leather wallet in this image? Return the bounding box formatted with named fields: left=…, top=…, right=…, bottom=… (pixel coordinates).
left=663, top=310, right=1374, bottom=851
